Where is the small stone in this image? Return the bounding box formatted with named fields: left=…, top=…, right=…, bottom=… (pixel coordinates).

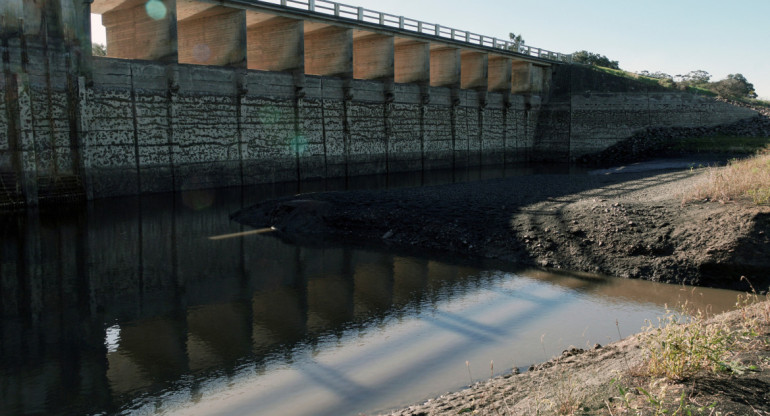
left=382, top=230, right=394, bottom=239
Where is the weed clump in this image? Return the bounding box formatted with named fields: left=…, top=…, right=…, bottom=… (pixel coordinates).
left=684, top=148, right=770, bottom=205
left=642, top=304, right=731, bottom=380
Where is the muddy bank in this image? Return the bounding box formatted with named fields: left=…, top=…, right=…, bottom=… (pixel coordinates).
left=233, top=158, right=770, bottom=292
left=385, top=299, right=770, bottom=415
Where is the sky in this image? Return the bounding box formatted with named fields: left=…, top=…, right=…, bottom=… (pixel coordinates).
left=90, top=0, right=770, bottom=99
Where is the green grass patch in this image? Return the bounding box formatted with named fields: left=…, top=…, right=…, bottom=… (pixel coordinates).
left=685, top=85, right=718, bottom=96
left=667, top=136, right=770, bottom=154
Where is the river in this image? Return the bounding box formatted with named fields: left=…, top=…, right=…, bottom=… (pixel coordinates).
left=0, top=166, right=742, bottom=415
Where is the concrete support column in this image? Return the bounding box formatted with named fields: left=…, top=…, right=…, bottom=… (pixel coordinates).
left=101, top=0, right=178, bottom=62
left=460, top=51, right=487, bottom=90
left=511, top=61, right=532, bottom=94
left=246, top=15, right=304, bottom=72
left=353, top=33, right=394, bottom=81
left=488, top=55, right=512, bottom=92
left=429, top=46, right=460, bottom=88
left=304, top=26, right=353, bottom=78
left=394, top=39, right=430, bottom=84
left=178, top=7, right=247, bottom=67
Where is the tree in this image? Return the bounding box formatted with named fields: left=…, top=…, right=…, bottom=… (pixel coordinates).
left=639, top=70, right=673, bottom=80
left=508, top=32, right=525, bottom=51
left=675, top=70, right=711, bottom=86
left=92, top=43, right=107, bottom=57
left=571, top=50, right=619, bottom=69
left=711, top=73, right=757, bottom=99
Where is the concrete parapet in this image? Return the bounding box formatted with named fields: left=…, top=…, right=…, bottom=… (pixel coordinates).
left=353, top=32, right=394, bottom=81
left=246, top=15, right=304, bottom=72
left=304, top=25, right=353, bottom=78
left=394, top=39, right=430, bottom=84
left=178, top=6, right=247, bottom=67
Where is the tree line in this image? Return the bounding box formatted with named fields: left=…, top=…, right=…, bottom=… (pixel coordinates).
left=569, top=49, right=757, bottom=100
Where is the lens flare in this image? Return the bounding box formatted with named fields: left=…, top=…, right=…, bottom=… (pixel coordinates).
left=258, top=106, right=282, bottom=125
left=192, top=44, right=211, bottom=63
left=145, top=0, right=167, bottom=21
left=289, top=135, right=308, bottom=155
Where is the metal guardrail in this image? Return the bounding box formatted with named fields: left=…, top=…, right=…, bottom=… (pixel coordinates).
left=253, top=0, right=572, bottom=63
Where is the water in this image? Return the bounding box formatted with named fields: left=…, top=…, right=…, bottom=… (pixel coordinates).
left=0, top=167, right=741, bottom=416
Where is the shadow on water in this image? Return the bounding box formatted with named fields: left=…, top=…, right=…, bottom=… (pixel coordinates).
left=0, top=163, right=742, bottom=416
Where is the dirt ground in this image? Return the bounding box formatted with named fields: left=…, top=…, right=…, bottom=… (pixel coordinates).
left=233, top=158, right=770, bottom=292
left=232, top=157, right=770, bottom=415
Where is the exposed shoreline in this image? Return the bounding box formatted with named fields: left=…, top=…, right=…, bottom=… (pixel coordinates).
left=233, top=156, right=770, bottom=292
left=232, top=155, right=770, bottom=415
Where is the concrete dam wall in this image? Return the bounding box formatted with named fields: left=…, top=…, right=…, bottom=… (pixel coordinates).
left=0, top=0, right=759, bottom=207
left=81, top=58, right=534, bottom=198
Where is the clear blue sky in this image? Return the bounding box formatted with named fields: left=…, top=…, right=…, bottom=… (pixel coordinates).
left=90, top=0, right=770, bottom=98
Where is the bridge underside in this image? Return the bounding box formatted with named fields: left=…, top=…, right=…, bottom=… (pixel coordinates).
left=90, top=0, right=549, bottom=94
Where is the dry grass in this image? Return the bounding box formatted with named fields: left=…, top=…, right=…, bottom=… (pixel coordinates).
left=684, top=148, right=770, bottom=205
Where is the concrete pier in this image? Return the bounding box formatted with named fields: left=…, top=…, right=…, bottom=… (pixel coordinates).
left=487, top=55, right=512, bottom=92
left=304, top=25, right=353, bottom=77
left=98, top=0, right=178, bottom=62
left=177, top=3, right=247, bottom=67
left=246, top=15, right=304, bottom=72
left=460, top=51, right=487, bottom=90
left=353, top=32, right=394, bottom=81
left=429, top=46, right=460, bottom=88
left=394, top=39, right=430, bottom=84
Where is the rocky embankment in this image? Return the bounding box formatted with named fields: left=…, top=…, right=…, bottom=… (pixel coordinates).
left=578, top=102, right=770, bottom=166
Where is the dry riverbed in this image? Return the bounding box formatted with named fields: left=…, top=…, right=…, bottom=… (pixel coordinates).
left=233, top=159, right=770, bottom=292
left=232, top=157, right=770, bottom=415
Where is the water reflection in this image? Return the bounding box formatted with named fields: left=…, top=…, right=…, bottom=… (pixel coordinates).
left=0, top=168, right=739, bottom=416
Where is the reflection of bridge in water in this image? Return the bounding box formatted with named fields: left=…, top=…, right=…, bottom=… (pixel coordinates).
left=0, top=186, right=487, bottom=413
left=0, top=184, right=739, bottom=414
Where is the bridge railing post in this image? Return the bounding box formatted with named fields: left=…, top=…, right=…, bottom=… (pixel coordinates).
left=357, top=7, right=363, bottom=20
left=417, top=21, right=422, bottom=33
left=399, top=16, right=404, bottom=29
left=308, top=0, right=315, bottom=11
left=435, top=24, right=440, bottom=36
left=334, top=3, right=340, bottom=16
left=281, top=0, right=287, bottom=6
